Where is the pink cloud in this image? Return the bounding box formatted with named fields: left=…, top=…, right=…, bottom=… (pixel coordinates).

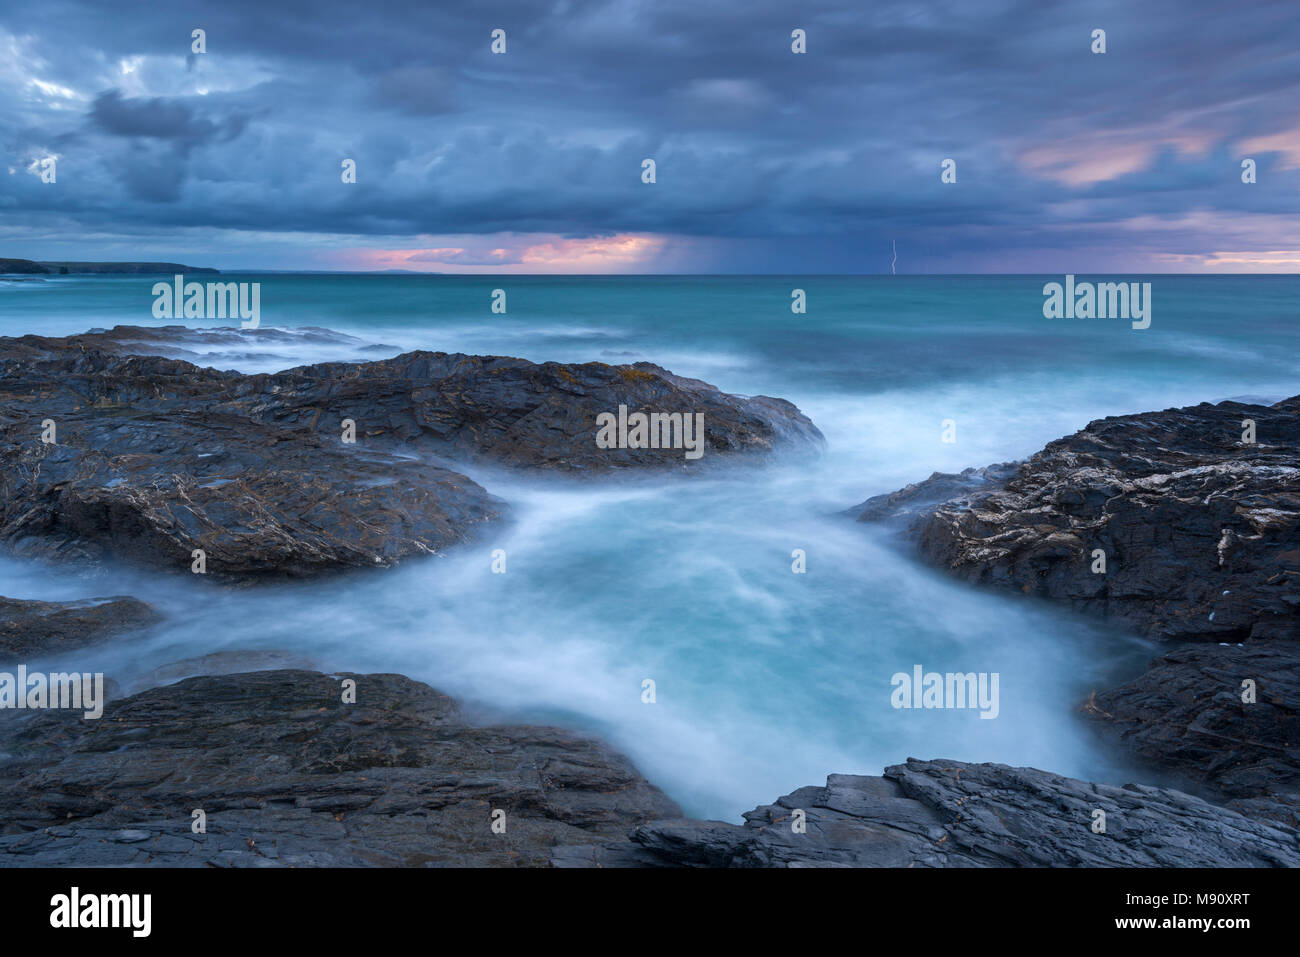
left=1155, top=250, right=1300, bottom=271
left=1018, top=129, right=1215, bottom=187
left=349, top=233, right=667, bottom=273
left=1237, top=127, right=1300, bottom=170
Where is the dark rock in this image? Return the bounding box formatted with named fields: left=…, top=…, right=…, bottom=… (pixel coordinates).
left=855, top=395, right=1300, bottom=820
left=0, top=326, right=823, bottom=472
left=555, top=758, right=1300, bottom=867
left=0, top=670, right=680, bottom=867
left=856, top=396, right=1300, bottom=641
left=123, top=649, right=319, bottom=695
left=1088, top=642, right=1300, bottom=825
left=0, top=595, right=158, bottom=660
left=23, top=324, right=389, bottom=366
left=851, top=462, right=1018, bottom=523
left=0, top=406, right=504, bottom=578
left=236, top=352, right=825, bottom=471
left=3, top=666, right=1290, bottom=867
left=0, top=326, right=820, bottom=576
left=0, top=338, right=506, bottom=577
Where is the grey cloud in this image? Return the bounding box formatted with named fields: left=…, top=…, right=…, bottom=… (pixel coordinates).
left=0, top=0, right=1296, bottom=271
left=90, top=90, right=250, bottom=148
left=369, top=66, right=457, bottom=116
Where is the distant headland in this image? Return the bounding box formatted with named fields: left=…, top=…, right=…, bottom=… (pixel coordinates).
left=0, top=258, right=219, bottom=275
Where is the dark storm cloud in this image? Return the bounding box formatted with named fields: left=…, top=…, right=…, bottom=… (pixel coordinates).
left=118, top=142, right=188, bottom=202
left=369, top=66, right=457, bottom=116
left=91, top=90, right=249, bottom=145
left=1, top=0, right=1298, bottom=270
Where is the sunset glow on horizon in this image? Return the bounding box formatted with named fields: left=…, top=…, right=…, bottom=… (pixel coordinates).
left=347, top=233, right=670, bottom=274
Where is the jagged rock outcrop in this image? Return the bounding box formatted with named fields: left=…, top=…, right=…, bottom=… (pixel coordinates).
left=855, top=395, right=1300, bottom=823
left=1087, top=642, right=1299, bottom=825
left=234, top=352, right=823, bottom=470
left=0, top=326, right=822, bottom=577
left=4, top=326, right=823, bottom=470
left=851, top=463, right=1019, bottom=525
left=0, top=670, right=680, bottom=867
left=0, top=403, right=504, bottom=578
left=0, top=595, right=158, bottom=660
left=855, top=396, right=1300, bottom=642
left=4, top=669, right=1290, bottom=868
left=29, top=324, right=390, bottom=365
left=554, top=758, right=1300, bottom=867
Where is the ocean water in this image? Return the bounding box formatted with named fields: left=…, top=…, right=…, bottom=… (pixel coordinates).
left=1, top=274, right=1296, bottom=819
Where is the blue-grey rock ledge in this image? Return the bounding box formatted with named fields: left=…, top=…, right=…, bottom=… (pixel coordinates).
left=0, top=669, right=1293, bottom=867
left=554, top=758, right=1299, bottom=868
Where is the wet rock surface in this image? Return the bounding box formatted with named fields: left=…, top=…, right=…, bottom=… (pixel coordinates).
left=4, top=669, right=1291, bottom=868
left=35, top=324, right=394, bottom=367
left=851, top=462, right=1019, bottom=525
left=122, top=649, right=319, bottom=696
left=856, top=395, right=1300, bottom=829
left=0, top=326, right=821, bottom=577
left=554, top=758, right=1300, bottom=867
left=0, top=403, right=504, bottom=578
left=0, top=670, right=680, bottom=867
left=0, top=595, right=158, bottom=660
left=1, top=326, right=824, bottom=472
left=234, top=352, right=825, bottom=471
left=1088, top=642, right=1300, bottom=825
left=855, top=395, right=1300, bottom=642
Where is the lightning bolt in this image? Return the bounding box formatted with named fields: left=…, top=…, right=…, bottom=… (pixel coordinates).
left=891, top=240, right=897, bottom=276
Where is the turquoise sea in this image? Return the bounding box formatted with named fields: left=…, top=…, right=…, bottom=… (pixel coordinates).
left=1, top=274, right=1296, bottom=818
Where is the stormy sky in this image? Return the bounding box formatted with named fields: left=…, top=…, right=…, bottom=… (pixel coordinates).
left=2, top=0, right=1298, bottom=273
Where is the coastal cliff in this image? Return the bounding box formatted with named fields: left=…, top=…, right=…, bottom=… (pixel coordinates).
left=0, top=259, right=219, bottom=275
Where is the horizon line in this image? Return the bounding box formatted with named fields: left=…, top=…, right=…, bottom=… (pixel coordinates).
left=15, top=269, right=1300, bottom=278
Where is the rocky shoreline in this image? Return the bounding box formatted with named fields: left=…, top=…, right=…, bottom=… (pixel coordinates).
left=0, top=670, right=682, bottom=867
left=852, top=396, right=1299, bottom=642
left=0, top=326, right=822, bottom=578
left=0, top=326, right=1295, bottom=866
left=1, top=667, right=1293, bottom=867
left=855, top=395, right=1299, bottom=830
